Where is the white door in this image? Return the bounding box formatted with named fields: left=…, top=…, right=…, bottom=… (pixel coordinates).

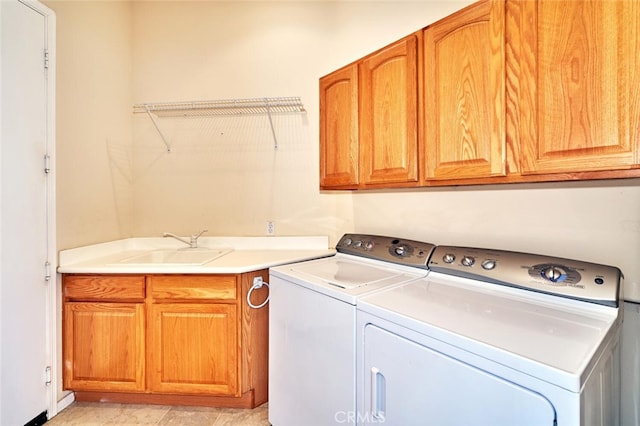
left=360, top=324, right=557, bottom=426
left=1, top=0, right=55, bottom=424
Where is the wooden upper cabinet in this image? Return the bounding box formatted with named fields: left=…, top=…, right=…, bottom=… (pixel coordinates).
left=516, top=0, right=640, bottom=174
left=320, top=0, right=640, bottom=188
left=360, top=35, right=419, bottom=185
left=423, top=0, right=506, bottom=181
left=319, top=64, right=359, bottom=188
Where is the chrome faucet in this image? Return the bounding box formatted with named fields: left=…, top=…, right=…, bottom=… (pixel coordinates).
left=163, top=229, right=208, bottom=248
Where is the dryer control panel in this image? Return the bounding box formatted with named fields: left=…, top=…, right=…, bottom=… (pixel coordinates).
left=428, top=246, right=622, bottom=307
left=337, top=234, right=435, bottom=269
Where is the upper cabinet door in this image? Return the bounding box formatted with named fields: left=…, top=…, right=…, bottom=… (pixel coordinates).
left=423, top=0, right=506, bottom=181
left=359, top=35, right=419, bottom=185
left=319, top=64, right=359, bottom=189
left=518, top=0, right=640, bottom=174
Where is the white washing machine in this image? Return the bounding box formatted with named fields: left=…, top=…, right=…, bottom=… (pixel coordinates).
left=356, top=245, right=623, bottom=426
left=268, top=234, right=436, bottom=426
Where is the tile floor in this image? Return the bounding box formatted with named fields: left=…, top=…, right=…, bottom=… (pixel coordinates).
left=46, top=402, right=270, bottom=425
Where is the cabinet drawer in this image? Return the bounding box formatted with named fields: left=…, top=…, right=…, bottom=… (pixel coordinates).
left=148, top=275, right=237, bottom=301
left=63, top=275, right=145, bottom=301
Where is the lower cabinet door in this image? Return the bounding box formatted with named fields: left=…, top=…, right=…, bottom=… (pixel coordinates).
left=63, top=302, right=145, bottom=392
left=148, top=303, right=239, bottom=396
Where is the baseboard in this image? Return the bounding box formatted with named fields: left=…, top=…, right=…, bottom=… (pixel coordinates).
left=54, top=392, right=75, bottom=416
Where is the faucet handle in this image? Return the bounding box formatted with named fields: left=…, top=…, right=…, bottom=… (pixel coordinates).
left=189, top=229, right=208, bottom=248
left=192, top=229, right=208, bottom=238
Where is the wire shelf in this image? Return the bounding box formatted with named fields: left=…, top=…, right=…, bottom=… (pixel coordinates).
left=133, top=96, right=305, bottom=117
left=133, top=96, right=305, bottom=151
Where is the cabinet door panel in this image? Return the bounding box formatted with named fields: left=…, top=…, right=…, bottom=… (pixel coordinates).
left=320, top=64, right=359, bottom=188
left=148, top=303, right=239, bottom=396
left=63, top=302, right=145, bottom=392
left=519, top=0, right=640, bottom=174
left=360, top=35, right=418, bottom=185
left=424, top=0, right=505, bottom=180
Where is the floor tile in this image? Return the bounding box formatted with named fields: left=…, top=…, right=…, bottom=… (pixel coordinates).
left=47, top=402, right=270, bottom=425
left=157, top=406, right=221, bottom=426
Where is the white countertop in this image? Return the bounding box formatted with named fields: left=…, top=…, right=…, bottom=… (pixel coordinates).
left=58, top=236, right=335, bottom=274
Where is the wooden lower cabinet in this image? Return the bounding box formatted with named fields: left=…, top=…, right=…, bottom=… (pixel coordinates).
left=148, top=303, right=238, bottom=396
left=147, top=291, right=239, bottom=395
left=63, top=302, right=145, bottom=392
left=62, top=271, right=269, bottom=408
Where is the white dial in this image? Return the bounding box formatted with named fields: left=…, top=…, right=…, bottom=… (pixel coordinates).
left=481, top=259, right=497, bottom=270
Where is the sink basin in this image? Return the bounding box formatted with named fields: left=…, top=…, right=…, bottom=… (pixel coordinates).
left=115, top=249, right=232, bottom=266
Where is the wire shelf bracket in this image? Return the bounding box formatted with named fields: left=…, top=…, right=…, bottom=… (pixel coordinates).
left=143, top=104, right=172, bottom=152
left=133, top=96, right=306, bottom=151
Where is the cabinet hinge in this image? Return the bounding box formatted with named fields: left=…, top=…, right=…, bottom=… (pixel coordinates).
left=44, top=49, right=49, bottom=69
left=44, top=261, right=51, bottom=283
left=45, top=366, right=51, bottom=385
left=44, top=154, right=50, bottom=174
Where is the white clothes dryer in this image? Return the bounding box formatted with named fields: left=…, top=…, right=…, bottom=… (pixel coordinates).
left=356, top=245, right=623, bottom=426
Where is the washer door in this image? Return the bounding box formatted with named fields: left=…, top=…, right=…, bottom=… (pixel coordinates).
left=361, top=324, right=557, bottom=425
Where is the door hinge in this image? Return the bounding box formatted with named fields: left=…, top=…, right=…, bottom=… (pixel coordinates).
left=45, top=366, right=52, bottom=385
left=44, top=261, right=51, bottom=283
left=44, top=49, right=49, bottom=69
left=44, top=154, right=50, bottom=174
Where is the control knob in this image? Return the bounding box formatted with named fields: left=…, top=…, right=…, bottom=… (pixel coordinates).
left=443, top=253, right=456, bottom=263
left=481, top=259, right=496, bottom=270
left=394, top=245, right=407, bottom=256
left=542, top=266, right=566, bottom=283
left=461, top=256, right=475, bottom=267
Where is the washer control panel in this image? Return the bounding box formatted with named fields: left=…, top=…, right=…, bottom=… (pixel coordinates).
left=428, top=246, right=622, bottom=307
left=337, top=234, right=435, bottom=269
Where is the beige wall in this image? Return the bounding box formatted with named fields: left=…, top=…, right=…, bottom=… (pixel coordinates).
left=48, top=0, right=640, bottom=299
left=128, top=0, right=466, bottom=240
left=48, top=0, right=133, bottom=249
left=49, top=0, right=467, bottom=250
left=353, top=180, right=640, bottom=300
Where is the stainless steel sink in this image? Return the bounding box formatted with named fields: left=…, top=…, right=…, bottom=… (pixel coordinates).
left=115, top=248, right=232, bottom=266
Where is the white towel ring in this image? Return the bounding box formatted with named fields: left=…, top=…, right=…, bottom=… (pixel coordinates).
left=247, top=277, right=270, bottom=309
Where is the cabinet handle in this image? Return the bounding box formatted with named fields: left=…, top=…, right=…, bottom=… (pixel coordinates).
left=371, top=367, right=386, bottom=421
